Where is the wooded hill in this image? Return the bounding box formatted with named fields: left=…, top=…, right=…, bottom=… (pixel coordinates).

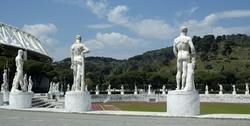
left=53, top=33, right=250, bottom=92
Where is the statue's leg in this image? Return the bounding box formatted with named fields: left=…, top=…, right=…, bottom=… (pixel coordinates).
left=181, top=61, right=188, bottom=90
left=176, top=60, right=182, bottom=90
left=75, top=63, right=81, bottom=91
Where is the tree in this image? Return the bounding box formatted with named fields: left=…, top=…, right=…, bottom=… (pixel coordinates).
left=200, top=52, right=209, bottom=67
left=222, top=41, right=233, bottom=59
left=210, top=42, right=219, bottom=59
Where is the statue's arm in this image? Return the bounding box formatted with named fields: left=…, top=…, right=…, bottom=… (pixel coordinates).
left=188, top=37, right=196, bottom=58
left=70, top=46, right=74, bottom=69
left=173, top=40, right=177, bottom=57
left=81, top=45, right=90, bottom=55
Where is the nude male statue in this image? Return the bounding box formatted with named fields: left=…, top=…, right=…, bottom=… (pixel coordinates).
left=70, top=35, right=90, bottom=91
left=173, top=26, right=196, bottom=90
left=11, top=50, right=24, bottom=92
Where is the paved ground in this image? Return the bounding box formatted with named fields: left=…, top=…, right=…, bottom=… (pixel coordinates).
left=0, top=109, right=250, bottom=126
left=0, top=106, right=250, bottom=126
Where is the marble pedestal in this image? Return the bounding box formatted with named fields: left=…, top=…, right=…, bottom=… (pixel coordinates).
left=95, top=91, right=99, bottom=95
left=162, top=91, right=166, bottom=94
left=134, top=91, right=138, bottom=95
left=65, top=91, right=91, bottom=112
left=121, top=91, right=124, bottom=95
left=245, top=91, right=249, bottom=95
left=9, top=92, right=34, bottom=108
left=0, top=93, right=3, bottom=105
left=108, top=91, right=111, bottom=95
left=3, top=91, right=10, bottom=104
left=167, top=90, right=200, bottom=116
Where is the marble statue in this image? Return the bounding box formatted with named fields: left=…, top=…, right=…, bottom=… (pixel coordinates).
left=22, top=74, right=28, bottom=92
left=232, top=84, right=236, bottom=94
left=85, top=85, right=88, bottom=91
left=28, top=76, right=33, bottom=92
left=162, top=85, right=166, bottom=94
left=205, top=85, right=209, bottom=94
left=95, top=84, right=99, bottom=95
left=162, top=85, right=166, bottom=91
left=108, top=84, right=111, bottom=91
left=96, top=85, right=99, bottom=91
left=55, top=82, right=59, bottom=92
left=245, top=83, right=249, bottom=94
left=70, top=35, right=90, bottom=91
left=148, top=84, right=151, bottom=94
left=67, top=84, right=71, bottom=91
left=134, top=85, right=138, bottom=94
left=1, top=69, right=8, bottom=92
left=218, top=84, right=223, bottom=94
left=121, top=85, right=124, bottom=91
left=49, top=82, right=53, bottom=93
left=11, top=50, right=24, bottom=92
left=173, top=26, right=196, bottom=90
left=184, top=57, right=196, bottom=91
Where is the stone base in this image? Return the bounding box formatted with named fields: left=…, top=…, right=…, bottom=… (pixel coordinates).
left=9, top=92, right=34, bottom=108
left=95, top=91, right=99, bottom=95
left=0, top=93, right=3, bottom=105
left=167, top=90, right=200, bottom=116
left=219, top=91, right=223, bottom=95
left=162, top=91, right=166, bottom=94
left=108, top=91, right=111, bottom=95
left=205, top=91, right=209, bottom=94
left=121, top=91, right=124, bottom=95
left=134, top=91, right=138, bottom=94
left=3, top=91, right=9, bottom=104
left=65, top=91, right=91, bottom=112
left=232, top=91, right=236, bottom=95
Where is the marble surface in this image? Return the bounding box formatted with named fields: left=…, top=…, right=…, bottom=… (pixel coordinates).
left=167, top=90, right=200, bottom=116
left=9, top=92, right=33, bottom=108
left=65, top=91, right=91, bottom=112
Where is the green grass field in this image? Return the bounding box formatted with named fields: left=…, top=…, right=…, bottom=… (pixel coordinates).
left=97, top=102, right=250, bottom=114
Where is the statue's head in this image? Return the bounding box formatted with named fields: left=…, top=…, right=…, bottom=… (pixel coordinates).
left=18, top=49, right=23, bottom=56
left=180, top=26, right=188, bottom=34
left=75, top=35, right=81, bottom=41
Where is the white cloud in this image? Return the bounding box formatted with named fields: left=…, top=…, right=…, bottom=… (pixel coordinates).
left=178, top=9, right=250, bottom=37
left=216, top=10, right=250, bottom=18
left=107, top=5, right=130, bottom=26
left=84, top=39, right=104, bottom=49
left=22, top=23, right=59, bottom=46
left=95, top=32, right=146, bottom=47
left=107, top=5, right=175, bottom=40
left=86, top=0, right=107, bottom=18
left=188, top=7, right=199, bottom=15
left=87, top=23, right=113, bottom=29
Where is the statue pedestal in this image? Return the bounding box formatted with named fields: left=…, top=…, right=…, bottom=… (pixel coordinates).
left=245, top=91, right=249, bottom=95
left=232, top=91, right=236, bottom=95
left=134, top=91, right=138, bottom=95
left=162, top=91, right=166, bottom=94
left=3, top=91, right=10, bottom=104
left=167, top=90, right=200, bottom=116
left=108, top=91, right=111, bottom=95
left=65, top=91, right=91, bottom=112
left=95, top=91, right=99, bottom=95
left=0, top=93, right=3, bottom=105
left=205, top=91, right=209, bottom=95
left=219, top=91, right=223, bottom=95
left=9, top=92, right=34, bottom=108
left=121, top=91, right=124, bottom=95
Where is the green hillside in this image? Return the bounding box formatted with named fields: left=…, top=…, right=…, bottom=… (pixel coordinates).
left=53, top=34, right=250, bottom=92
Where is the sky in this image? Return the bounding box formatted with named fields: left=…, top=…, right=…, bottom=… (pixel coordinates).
left=1, top=0, right=250, bottom=61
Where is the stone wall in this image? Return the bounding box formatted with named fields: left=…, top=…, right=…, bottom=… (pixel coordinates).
left=91, top=94, right=250, bottom=103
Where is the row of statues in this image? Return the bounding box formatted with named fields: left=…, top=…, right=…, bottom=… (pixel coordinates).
left=205, top=83, right=249, bottom=94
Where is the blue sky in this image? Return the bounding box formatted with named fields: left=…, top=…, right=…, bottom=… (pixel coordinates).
left=1, top=0, right=250, bottom=61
